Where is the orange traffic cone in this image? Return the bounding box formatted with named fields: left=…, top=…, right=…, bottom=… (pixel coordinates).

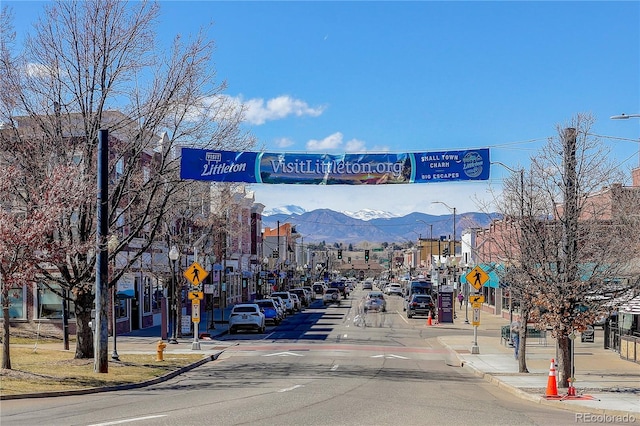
left=546, top=358, right=558, bottom=397
left=427, top=311, right=433, bottom=326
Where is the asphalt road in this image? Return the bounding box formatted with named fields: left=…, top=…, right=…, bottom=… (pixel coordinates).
left=1, top=289, right=579, bottom=426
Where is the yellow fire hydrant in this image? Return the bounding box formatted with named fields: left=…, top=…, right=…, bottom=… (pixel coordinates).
left=156, top=340, right=167, bottom=362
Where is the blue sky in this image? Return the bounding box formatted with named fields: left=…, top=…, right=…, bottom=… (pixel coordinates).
left=7, top=1, right=640, bottom=216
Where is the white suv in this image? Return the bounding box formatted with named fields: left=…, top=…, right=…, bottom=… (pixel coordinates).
left=323, top=288, right=341, bottom=306
left=229, top=304, right=266, bottom=334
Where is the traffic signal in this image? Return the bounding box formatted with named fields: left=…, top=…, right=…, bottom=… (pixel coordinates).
left=338, top=250, right=343, bottom=259
left=348, top=257, right=351, bottom=264
left=364, top=250, right=370, bottom=262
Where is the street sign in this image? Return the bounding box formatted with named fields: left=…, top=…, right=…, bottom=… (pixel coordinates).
left=472, top=307, right=481, bottom=326
left=466, top=266, right=489, bottom=290
left=188, top=291, right=204, bottom=300
left=469, top=294, right=485, bottom=304
left=471, top=301, right=483, bottom=309
left=191, top=301, right=200, bottom=323
left=184, top=262, right=208, bottom=286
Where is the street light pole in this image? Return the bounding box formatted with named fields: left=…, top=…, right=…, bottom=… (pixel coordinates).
left=168, top=246, right=179, bottom=344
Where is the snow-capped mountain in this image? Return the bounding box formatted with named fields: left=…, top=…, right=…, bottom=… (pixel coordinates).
left=342, top=209, right=400, bottom=221
left=263, top=205, right=399, bottom=221
left=263, top=205, right=307, bottom=216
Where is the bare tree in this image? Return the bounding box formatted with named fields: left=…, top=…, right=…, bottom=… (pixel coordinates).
left=491, top=113, right=639, bottom=384
left=0, top=0, right=254, bottom=359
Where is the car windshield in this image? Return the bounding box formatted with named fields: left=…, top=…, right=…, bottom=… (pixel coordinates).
left=256, top=302, right=274, bottom=308
left=273, top=293, right=289, bottom=299
left=413, top=296, right=432, bottom=303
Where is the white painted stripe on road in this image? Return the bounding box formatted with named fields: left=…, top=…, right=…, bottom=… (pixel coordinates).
left=278, top=384, right=304, bottom=393
left=331, top=364, right=339, bottom=371
left=263, top=351, right=304, bottom=357
left=88, top=415, right=167, bottom=426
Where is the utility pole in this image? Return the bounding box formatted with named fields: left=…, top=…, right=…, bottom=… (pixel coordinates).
left=94, top=129, right=109, bottom=374
left=558, top=127, right=579, bottom=387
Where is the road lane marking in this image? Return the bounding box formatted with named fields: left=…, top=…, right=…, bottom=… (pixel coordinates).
left=264, top=351, right=304, bottom=357
left=331, top=364, right=339, bottom=371
left=278, top=384, right=304, bottom=392
left=371, top=354, right=409, bottom=359
left=89, top=415, right=167, bottom=425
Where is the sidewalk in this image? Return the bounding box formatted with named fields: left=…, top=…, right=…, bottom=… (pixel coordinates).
left=436, top=308, right=640, bottom=417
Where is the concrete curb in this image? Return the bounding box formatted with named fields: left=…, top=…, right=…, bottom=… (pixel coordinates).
left=1, top=351, right=224, bottom=401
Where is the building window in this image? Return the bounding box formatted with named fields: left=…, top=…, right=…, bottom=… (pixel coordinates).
left=115, top=298, right=127, bottom=319
left=152, top=279, right=163, bottom=311
left=37, top=284, right=76, bottom=319
left=143, top=276, right=152, bottom=313
left=0, top=286, right=26, bottom=319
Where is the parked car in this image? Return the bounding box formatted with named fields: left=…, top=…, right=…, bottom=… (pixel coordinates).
left=365, top=291, right=387, bottom=312
left=362, top=280, right=373, bottom=290
left=290, top=293, right=302, bottom=311
left=270, top=296, right=287, bottom=319
left=290, top=288, right=310, bottom=307
left=255, top=299, right=281, bottom=325
left=301, top=286, right=314, bottom=303
left=406, top=294, right=435, bottom=318
left=271, top=291, right=294, bottom=313
left=229, top=304, right=266, bottom=334
left=323, top=288, right=341, bottom=306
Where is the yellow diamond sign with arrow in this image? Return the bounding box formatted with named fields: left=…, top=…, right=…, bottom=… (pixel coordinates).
left=466, top=266, right=489, bottom=291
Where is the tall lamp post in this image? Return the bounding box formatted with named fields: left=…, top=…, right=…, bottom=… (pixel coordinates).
left=107, top=235, right=120, bottom=361
left=168, top=245, right=179, bottom=344
left=492, top=161, right=525, bottom=326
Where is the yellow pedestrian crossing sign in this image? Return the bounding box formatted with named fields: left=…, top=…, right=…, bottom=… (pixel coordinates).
left=466, top=266, right=489, bottom=290
left=184, top=262, right=208, bottom=286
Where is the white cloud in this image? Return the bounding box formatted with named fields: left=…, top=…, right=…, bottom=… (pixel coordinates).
left=275, top=137, right=295, bottom=148
left=344, top=138, right=366, bottom=152
left=306, top=132, right=344, bottom=151
left=305, top=133, right=370, bottom=152
left=243, top=95, right=325, bottom=125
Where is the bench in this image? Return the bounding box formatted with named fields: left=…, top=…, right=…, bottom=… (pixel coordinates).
left=501, top=325, right=547, bottom=346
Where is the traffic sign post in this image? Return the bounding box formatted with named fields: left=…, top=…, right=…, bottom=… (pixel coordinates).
left=182, top=261, right=207, bottom=351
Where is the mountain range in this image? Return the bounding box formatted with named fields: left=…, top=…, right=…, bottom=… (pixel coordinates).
left=262, top=205, right=500, bottom=244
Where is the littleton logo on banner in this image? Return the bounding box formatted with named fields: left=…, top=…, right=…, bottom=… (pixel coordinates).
left=179, top=149, right=490, bottom=184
